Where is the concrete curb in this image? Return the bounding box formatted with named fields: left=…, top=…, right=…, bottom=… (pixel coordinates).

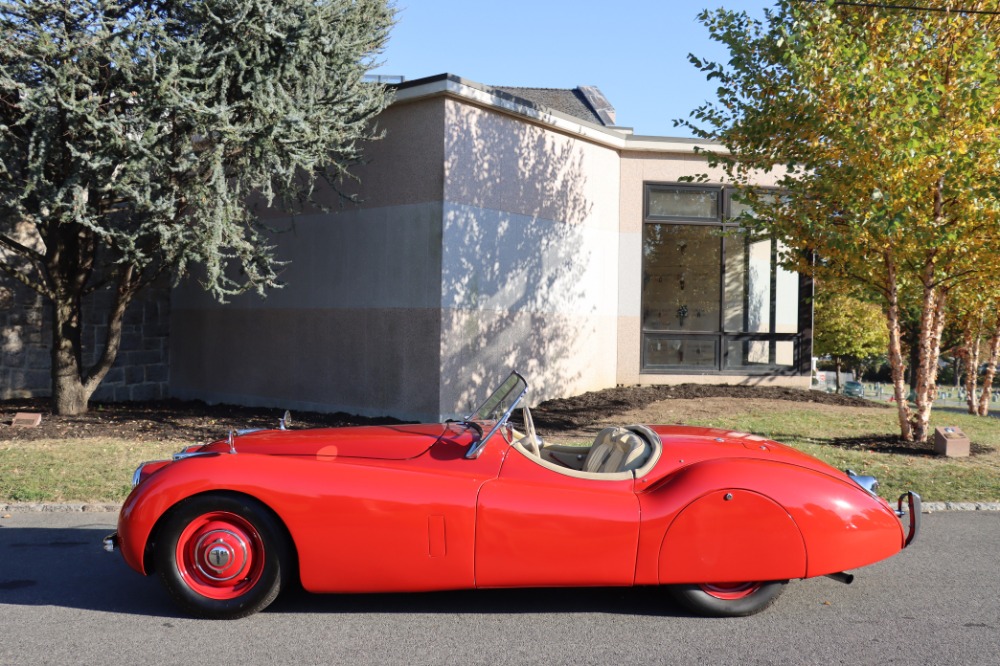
left=3, top=501, right=1000, bottom=513
left=922, top=501, right=1000, bottom=512
left=1, top=503, right=121, bottom=513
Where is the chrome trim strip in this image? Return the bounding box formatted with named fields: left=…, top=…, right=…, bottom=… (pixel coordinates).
left=172, top=451, right=220, bottom=462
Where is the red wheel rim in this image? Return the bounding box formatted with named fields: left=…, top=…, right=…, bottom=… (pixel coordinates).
left=699, top=582, right=763, bottom=600
left=175, top=511, right=265, bottom=600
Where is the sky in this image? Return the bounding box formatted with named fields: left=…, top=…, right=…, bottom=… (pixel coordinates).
left=370, top=0, right=775, bottom=138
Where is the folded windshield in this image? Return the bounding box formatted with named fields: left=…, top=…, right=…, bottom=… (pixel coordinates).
left=464, top=372, right=528, bottom=459
left=467, top=372, right=528, bottom=421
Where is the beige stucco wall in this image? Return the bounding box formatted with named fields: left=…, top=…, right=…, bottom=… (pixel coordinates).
left=170, top=100, right=451, bottom=421
left=438, top=99, right=621, bottom=415
left=167, top=84, right=811, bottom=422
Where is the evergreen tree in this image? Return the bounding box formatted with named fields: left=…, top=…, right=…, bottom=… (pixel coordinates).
left=0, top=0, right=394, bottom=414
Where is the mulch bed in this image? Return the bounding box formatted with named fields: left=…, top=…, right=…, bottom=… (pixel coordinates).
left=0, top=397, right=405, bottom=443
left=2, top=383, right=881, bottom=444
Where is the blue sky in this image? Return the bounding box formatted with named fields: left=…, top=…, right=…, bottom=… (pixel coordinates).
left=370, top=1, right=774, bottom=138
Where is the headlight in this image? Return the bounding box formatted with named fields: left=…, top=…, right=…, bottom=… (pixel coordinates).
left=846, top=469, right=880, bottom=495
left=132, top=460, right=170, bottom=488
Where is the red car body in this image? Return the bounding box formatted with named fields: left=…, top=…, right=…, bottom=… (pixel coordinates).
left=106, top=373, right=919, bottom=619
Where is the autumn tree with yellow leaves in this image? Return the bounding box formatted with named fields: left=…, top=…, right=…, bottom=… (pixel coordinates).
left=950, top=284, right=1000, bottom=415
left=813, top=291, right=889, bottom=390
left=681, top=0, right=1000, bottom=442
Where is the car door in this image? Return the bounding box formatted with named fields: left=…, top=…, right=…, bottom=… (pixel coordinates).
left=474, top=447, right=641, bottom=588
left=292, top=427, right=506, bottom=594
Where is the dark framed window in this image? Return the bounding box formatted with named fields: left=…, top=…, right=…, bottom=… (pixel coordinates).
left=640, top=183, right=810, bottom=375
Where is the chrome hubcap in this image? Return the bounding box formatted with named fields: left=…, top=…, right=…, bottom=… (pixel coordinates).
left=193, top=529, right=248, bottom=582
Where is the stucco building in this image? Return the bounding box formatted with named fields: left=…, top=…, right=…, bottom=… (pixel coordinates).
left=167, top=74, right=812, bottom=421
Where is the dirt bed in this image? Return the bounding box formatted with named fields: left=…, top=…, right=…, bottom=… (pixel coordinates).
left=1, top=384, right=882, bottom=444
left=0, top=398, right=405, bottom=443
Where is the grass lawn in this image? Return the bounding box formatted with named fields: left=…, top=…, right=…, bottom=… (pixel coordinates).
left=0, top=438, right=180, bottom=503
left=1, top=401, right=999, bottom=504
left=677, top=404, right=1000, bottom=503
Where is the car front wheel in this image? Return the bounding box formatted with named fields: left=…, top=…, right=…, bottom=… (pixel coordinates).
left=153, top=493, right=291, bottom=619
left=667, top=580, right=788, bottom=617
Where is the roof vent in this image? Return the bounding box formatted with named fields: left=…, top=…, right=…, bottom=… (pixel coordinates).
left=577, top=86, right=616, bottom=126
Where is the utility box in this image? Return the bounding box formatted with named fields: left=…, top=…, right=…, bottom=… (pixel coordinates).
left=934, top=427, right=970, bottom=458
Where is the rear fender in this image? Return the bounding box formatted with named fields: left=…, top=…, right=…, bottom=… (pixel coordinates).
left=658, top=487, right=806, bottom=584
left=647, top=459, right=905, bottom=584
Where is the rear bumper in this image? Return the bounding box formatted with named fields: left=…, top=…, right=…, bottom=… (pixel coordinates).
left=896, top=492, right=921, bottom=547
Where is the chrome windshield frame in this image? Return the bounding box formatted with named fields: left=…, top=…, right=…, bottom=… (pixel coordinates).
left=464, top=372, right=528, bottom=459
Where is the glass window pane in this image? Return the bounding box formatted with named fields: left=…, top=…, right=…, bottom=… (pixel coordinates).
left=746, top=238, right=772, bottom=333
left=724, top=233, right=772, bottom=333
left=775, top=242, right=799, bottom=333
left=644, top=336, right=718, bottom=368
left=642, top=224, right=721, bottom=332
left=729, top=192, right=753, bottom=219
left=775, top=340, right=795, bottom=366
left=729, top=190, right=779, bottom=219
left=726, top=339, right=797, bottom=369
left=648, top=187, right=719, bottom=219
left=723, top=234, right=745, bottom=332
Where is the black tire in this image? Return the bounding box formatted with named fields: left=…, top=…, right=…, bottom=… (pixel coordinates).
left=667, top=580, right=788, bottom=617
left=153, top=493, right=291, bottom=619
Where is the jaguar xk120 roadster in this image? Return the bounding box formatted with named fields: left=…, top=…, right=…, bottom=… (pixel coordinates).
left=105, top=372, right=919, bottom=619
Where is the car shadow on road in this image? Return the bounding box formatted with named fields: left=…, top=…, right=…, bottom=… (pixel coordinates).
left=270, top=585, right=694, bottom=618
left=1, top=526, right=695, bottom=619
left=0, top=525, right=177, bottom=617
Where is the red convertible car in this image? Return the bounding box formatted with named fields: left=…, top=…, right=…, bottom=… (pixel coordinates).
left=105, top=372, right=920, bottom=619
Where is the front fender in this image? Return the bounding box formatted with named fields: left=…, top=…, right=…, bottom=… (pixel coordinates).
left=117, top=453, right=304, bottom=575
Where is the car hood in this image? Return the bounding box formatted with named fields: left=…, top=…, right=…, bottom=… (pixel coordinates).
left=199, top=423, right=476, bottom=460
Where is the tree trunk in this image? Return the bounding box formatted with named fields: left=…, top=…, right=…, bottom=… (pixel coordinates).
left=978, top=320, right=1000, bottom=416
left=884, top=259, right=913, bottom=440
left=50, top=293, right=90, bottom=415
left=909, top=280, right=947, bottom=443
left=834, top=357, right=843, bottom=392
left=962, top=323, right=981, bottom=415
left=48, top=263, right=138, bottom=415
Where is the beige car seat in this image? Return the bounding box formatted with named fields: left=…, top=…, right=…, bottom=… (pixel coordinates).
left=583, top=427, right=650, bottom=473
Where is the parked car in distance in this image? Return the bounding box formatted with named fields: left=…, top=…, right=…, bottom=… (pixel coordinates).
left=844, top=381, right=865, bottom=398
left=105, top=372, right=919, bottom=619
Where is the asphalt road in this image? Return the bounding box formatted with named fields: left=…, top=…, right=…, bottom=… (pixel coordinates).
left=1, top=511, right=998, bottom=666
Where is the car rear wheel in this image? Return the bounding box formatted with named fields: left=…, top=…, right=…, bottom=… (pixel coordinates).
left=153, top=493, right=291, bottom=619
left=667, top=580, right=788, bottom=617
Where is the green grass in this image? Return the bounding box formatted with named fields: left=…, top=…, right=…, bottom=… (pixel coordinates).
left=677, top=406, right=1000, bottom=503
left=2, top=403, right=999, bottom=503
left=0, top=438, right=181, bottom=503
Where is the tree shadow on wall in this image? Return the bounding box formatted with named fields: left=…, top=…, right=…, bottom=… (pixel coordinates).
left=438, top=102, right=612, bottom=415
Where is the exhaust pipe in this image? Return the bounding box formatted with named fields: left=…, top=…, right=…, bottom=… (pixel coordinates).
left=825, top=571, right=855, bottom=585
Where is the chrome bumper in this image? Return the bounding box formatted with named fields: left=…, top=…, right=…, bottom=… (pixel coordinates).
left=103, top=532, right=119, bottom=553
left=896, top=492, right=921, bottom=547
